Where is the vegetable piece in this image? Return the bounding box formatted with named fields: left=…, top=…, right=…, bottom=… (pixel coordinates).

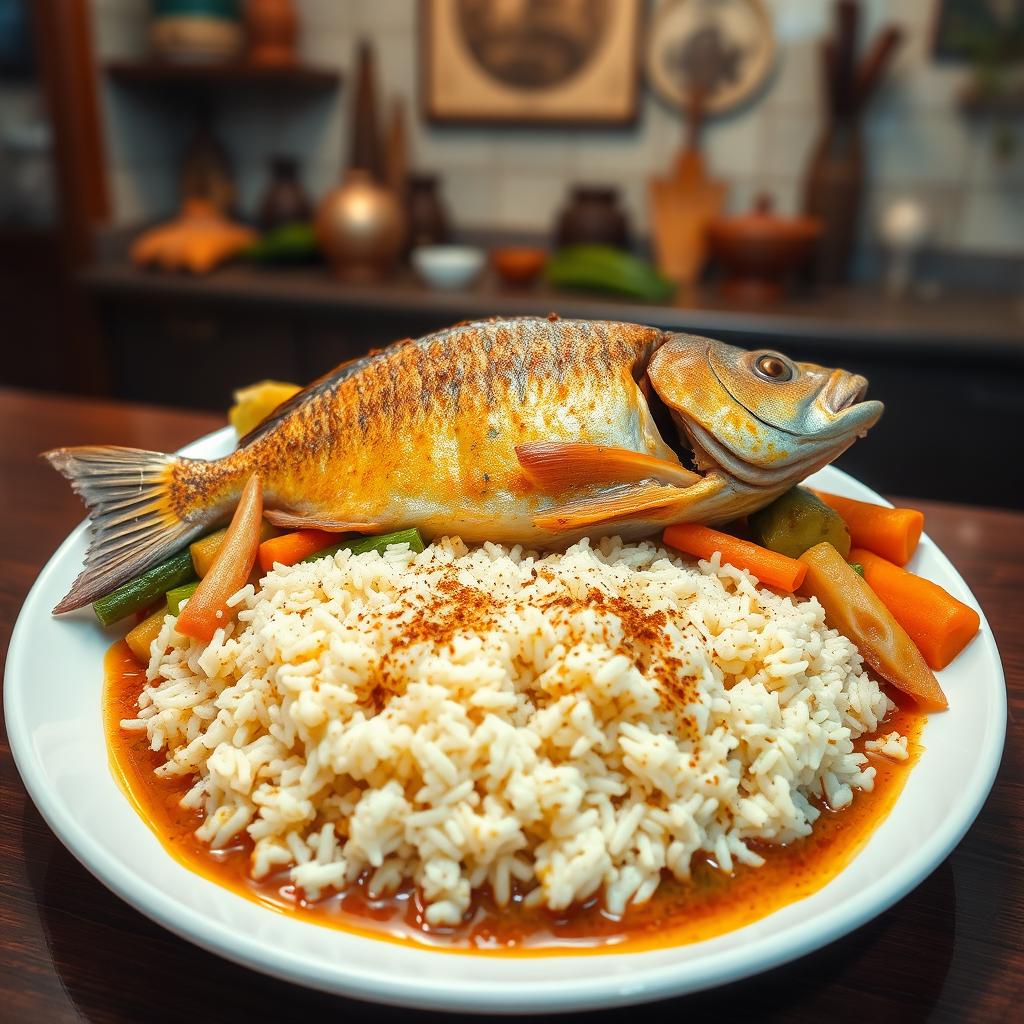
left=92, top=549, right=196, bottom=627
left=546, top=245, right=676, bottom=302
left=851, top=547, right=980, bottom=670
left=240, top=222, right=319, bottom=265
left=848, top=562, right=864, bottom=576
left=125, top=608, right=167, bottom=663
left=259, top=528, right=338, bottom=571
left=299, top=527, right=425, bottom=564
left=130, top=198, right=257, bottom=275
left=812, top=491, right=924, bottom=565
left=662, top=523, right=807, bottom=592
left=191, top=520, right=280, bottom=577
left=749, top=486, right=851, bottom=559
left=798, top=542, right=947, bottom=711
left=167, top=581, right=200, bottom=614
left=176, top=475, right=263, bottom=643
left=228, top=380, right=301, bottom=438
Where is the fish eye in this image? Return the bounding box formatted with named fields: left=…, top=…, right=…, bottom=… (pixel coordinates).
left=753, top=353, right=794, bottom=383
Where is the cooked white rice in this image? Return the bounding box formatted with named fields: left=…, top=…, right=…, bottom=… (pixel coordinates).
left=126, top=536, right=896, bottom=926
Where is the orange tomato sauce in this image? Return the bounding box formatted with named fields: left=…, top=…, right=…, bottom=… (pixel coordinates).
left=104, top=639, right=923, bottom=955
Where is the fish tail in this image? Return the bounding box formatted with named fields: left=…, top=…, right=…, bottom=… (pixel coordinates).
left=44, top=446, right=243, bottom=613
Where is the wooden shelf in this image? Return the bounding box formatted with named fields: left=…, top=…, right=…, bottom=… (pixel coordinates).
left=105, top=60, right=341, bottom=94
left=79, top=260, right=1024, bottom=359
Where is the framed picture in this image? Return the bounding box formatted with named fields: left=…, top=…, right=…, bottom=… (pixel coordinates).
left=421, top=0, right=643, bottom=126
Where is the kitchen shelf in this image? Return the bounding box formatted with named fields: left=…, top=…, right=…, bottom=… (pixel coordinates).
left=79, top=259, right=1024, bottom=359
left=105, top=60, right=341, bottom=94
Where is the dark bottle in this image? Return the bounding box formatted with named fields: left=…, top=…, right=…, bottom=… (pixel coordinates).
left=406, top=175, right=450, bottom=250
left=555, top=185, right=631, bottom=249
left=258, top=155, right=312, bottom=231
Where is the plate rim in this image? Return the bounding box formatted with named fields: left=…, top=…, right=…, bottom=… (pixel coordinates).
left=5, top=426, right=1008, bottom=1014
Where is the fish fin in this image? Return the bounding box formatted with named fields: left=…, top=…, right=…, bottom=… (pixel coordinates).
left=43, top=446, right=221, bottom=613
left=515, top=442, right=702, bottom=492
left=533, top=481, right=705, bottom=532
left=263, top=509, right=382, bottom=532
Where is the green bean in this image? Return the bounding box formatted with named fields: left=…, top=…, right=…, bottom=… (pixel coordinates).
left=92, top=549, right=196, bottom=627
left=167, top=581, right=200, bottom=614
left=300, top=528, right=425, bottom=564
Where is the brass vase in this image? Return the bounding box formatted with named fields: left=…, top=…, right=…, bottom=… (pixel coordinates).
left=316, top=169, right=405, bottom=282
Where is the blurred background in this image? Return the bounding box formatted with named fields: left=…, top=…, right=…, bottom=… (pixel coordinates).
left=0, top=0, right=1022, bottom=506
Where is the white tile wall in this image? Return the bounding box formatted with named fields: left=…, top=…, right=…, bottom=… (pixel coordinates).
left=495, top=169, right=572, bottom=232
left=89, top=0, right=1021, bottom=257
left=961, top=188, right=1024, bottom=254
left=968, top=120, right=1024, bottom=189
left=866, top=112, right=973, bottom=187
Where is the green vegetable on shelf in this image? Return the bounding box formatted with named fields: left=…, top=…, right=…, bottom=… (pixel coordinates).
left=299, top=528, right=425, bottom=564
left=545, top=245, right=676, bottom=302
left=748, top=486, right=852, bottom=560
left=167, top=581, right=200, bottom=614
left=241, top=222, right=320, bottom=265
left=92, top=549, right=197, bottom=627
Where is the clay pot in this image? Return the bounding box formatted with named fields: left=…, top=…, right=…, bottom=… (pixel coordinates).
left=707, top=195, right=822, bottom=304
left=406, top=175, right=450, bottom=250
left=555, top=186, right=630, bottom=249
left=245, top=0, right=298, bottom=67
left=316, top=169, right=405, bottom=282
left=257, top=155, right=311, bottom=230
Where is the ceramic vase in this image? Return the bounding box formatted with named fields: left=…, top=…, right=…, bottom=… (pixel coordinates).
left=245, top=0, right=298, bottom=67
left=556, top=186, right=630, bottom=249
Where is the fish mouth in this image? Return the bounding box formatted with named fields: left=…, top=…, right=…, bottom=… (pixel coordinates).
left=821, top=371, right=869, bottom=416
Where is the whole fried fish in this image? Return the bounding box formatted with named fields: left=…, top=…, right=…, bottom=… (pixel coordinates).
left=46, top=317, right=882, bottom=611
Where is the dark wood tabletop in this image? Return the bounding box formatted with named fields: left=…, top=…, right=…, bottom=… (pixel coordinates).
left=1, top=387, right=1020, bottom=1024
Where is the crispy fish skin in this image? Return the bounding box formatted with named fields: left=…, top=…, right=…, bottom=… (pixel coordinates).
left=192, top=317, right=675, bottom=541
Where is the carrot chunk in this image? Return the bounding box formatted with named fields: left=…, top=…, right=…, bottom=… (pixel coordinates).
left=852, top=547, right=980, bottom=670
left=258, top=528, right=337, bottom=571
left=812, top=491, right=923, bottom=565
left=663, top=523, right=807, bottom=592
left=176, top=475, right=262, bottom=643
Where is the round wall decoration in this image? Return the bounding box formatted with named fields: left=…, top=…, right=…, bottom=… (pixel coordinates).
left=646, top=0, right=776, bottom=115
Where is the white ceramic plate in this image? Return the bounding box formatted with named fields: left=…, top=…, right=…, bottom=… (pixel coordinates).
left=5, top=427, right=1006, bottom=1014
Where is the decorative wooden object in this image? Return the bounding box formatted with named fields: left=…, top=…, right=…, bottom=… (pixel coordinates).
left=180, top=121, right=236, bottom=215
left=384, top=97, right=410, bottom=199
left=649, top=97, right=726, bottom=285
left=803, top=1, right=902, bottom=284
left=349, top=40, right=382, bottom=179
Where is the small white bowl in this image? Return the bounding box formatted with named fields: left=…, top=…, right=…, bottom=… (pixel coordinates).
left=411, top=245, right=485, bottom=290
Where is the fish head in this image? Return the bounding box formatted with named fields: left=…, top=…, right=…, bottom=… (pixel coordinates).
left=647, top=334, right=883, bottom=488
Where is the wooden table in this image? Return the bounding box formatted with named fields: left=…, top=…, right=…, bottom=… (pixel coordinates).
left=1, top=388, right=1020, bottom=1023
